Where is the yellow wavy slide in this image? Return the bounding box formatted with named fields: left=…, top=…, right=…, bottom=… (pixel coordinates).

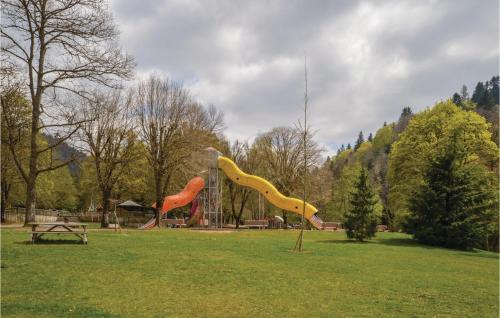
left=217, top=156, right=323, bottom=228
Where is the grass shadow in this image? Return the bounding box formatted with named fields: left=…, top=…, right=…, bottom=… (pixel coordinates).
left=375, top=238, right=423, bottom=247
left=318, top=237, right=448, bottom=250
left=458, top=251, right=499, bottom=259
left=376, top=238, right=498, bottom=257
left=315, top=239, right=375, bottom=244
left=14, top=239, right=85, bottom=245
left=2, top=303, right=120, bottom=318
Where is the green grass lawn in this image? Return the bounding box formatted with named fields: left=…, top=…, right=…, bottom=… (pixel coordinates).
left=1, top=227, right=498, bottom=318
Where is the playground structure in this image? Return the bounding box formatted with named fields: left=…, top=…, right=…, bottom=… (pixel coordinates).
left=140, top=148, right=325, bottom=230
left=139, top=177, right=205, bottom=229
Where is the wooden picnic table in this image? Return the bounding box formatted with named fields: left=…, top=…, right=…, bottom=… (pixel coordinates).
left=29, top=222, right=88, bottom=244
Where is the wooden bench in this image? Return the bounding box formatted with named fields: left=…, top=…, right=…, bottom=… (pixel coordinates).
left=376, top=225, right=389, bottom=232
left=244, top=220, right=269, bottom=229
left=29, top=222, right=88, bottom=244
left=322, top=222, right=342, bottom=231
left=162, top=219, right=187, bottom=228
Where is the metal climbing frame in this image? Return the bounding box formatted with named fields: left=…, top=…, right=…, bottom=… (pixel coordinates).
left=202, top=166, right=223, bottom=228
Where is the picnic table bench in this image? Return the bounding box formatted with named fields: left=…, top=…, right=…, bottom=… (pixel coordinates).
left=162, top=219, right=187, bottom=228
left=322, top=222, right=342, bottom=231
left=29, top=222, right=88, bottom=244
left=244, top=220, right=269, bottom=229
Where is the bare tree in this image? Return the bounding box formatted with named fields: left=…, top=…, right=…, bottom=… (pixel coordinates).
left=254, top=126, right=321, bottom=227
left=185, top=103, right=225, bottom=136
left=1, top=0, right=134, bottom=224
left=224, top=140, right=257, bottom=228
left=136, top=76, right=191, bottom=227
left=158, top=101, right=226, bottom=208
left=80, top=90, right=137, bottom=228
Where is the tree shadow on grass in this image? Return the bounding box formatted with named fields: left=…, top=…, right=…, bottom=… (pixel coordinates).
left=2, top=303, right=120, bottom=318
left=318, top=237, right=498, bottom=258
left=318, top=237, right=443, bottom=249
left=375, top=238, right=424, bottom=247
left=14, top=239, right=86, bottom=245
left=377, top=238, right=498, bottom=257
left=315, top=239, right=375, bottom=245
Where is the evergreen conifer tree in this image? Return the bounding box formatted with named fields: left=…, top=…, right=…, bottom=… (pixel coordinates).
left=471, top=82, right=485, bottom=105
left=354, top=131, right=364, bottom=150
left=452, top=92, right=462, bottom=105
left=490, top=76, right=499, bottom=105
left=406, top=140, right=497, bottom=250
left=460, top=85, right=469, bottom=100
left=395, top=106, right=414, bottom=133
left=344, top=168, right=378, bottom=241
left=367, top=133, right=373, bottom=142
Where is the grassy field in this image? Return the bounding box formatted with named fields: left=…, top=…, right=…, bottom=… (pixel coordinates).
left=1, top=227, right=498, bottom=318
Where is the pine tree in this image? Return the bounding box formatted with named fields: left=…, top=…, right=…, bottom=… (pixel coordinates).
left=490, top=76, right=499, bottom=105
left=344, top=168, right=378, bottom=241
left=354, top=131, right=364, bottom=150
left=395, top=106, right=414, bottom=133
left=400, top=106, right=413, bottom=117
left=452, top=92, right=462, bottom=105
left=346, top=143, right=351, bottom=150
left=471, top=82, right=485, bottom=105
left=460, top=85, right=469, bottom=100
left=406, top=141, right=497, bottom=250
left=367, top=133, right=373, bottom=142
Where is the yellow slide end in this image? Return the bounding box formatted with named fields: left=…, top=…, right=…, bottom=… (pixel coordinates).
left=217, top=156, right=318, bottom=220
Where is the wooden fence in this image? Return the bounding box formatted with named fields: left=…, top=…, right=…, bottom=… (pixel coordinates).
left=4, top=208, right=65, bottom=224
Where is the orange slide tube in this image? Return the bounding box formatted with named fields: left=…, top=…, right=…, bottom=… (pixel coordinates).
left=139, top=177, right=205, bottom=229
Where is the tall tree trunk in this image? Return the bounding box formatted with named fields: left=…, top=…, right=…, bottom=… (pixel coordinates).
left=235, top=191, right=249, bottom=229
left=282, top=210, right=288, bottom=229
left=155, top=175, right=162, bottom=227
left=24, top=174, right=37, bottom=226
left=234, top=205, right=243, bottom=229
left=1, top=180, right=9, bottom=223
left=101, top=188, right=111, bottom=228
left=24, top=93, right=41, bottom=226
left=231, top=195, right=238, bottom=228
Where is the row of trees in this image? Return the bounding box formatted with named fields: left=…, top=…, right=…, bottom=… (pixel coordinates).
left=0, top=0, right=226, bottom=227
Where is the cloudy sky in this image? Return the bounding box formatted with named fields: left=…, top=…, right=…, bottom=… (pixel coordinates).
left=110, top=0, right=498, bottom=155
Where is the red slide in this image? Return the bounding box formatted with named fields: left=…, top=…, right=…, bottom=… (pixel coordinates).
left=139, top=177, right=205, bottom=229
left=186, top=196, right=203, bottom=227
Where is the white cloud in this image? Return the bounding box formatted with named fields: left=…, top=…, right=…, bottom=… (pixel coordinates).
left=111, top=0, right=499, bottom=155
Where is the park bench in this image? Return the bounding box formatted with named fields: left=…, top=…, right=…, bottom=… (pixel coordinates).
left=29, top=222, right=88, bottom=244
left=162, top=219, right=187, bottom=228
left=376, top=225, right=388, bottom=232
left=245, top=220, right=269, bottom=229
left=322, top=222, right=341, bottom=231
